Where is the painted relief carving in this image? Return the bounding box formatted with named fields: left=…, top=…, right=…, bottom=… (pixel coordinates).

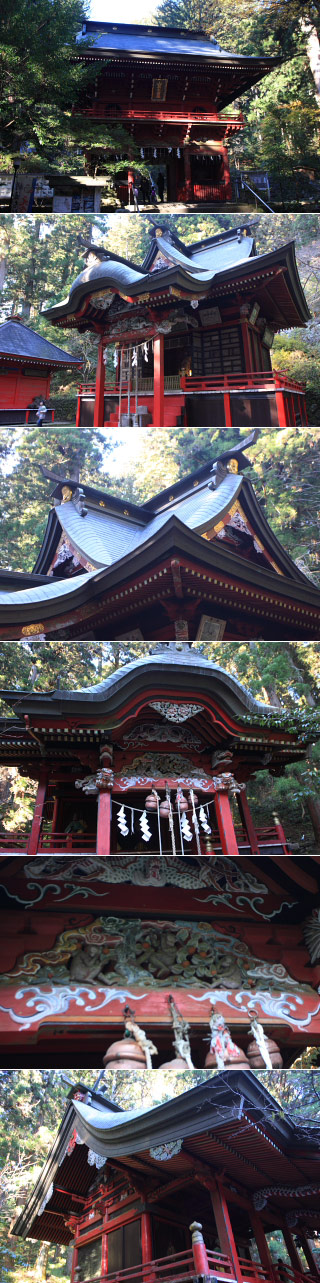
left=121, top=721, right=205, bottom=751
left=1, top=916, right=313, bottom=993
left=9, top=856, right=292, bottom=920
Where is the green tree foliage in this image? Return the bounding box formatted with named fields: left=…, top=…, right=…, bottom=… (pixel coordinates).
left=0, top=425, right=114, bottom=570
left=0, top=0, right=146, bottom=178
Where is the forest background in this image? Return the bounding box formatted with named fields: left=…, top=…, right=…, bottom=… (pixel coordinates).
left=1, top=1068, right=320, bottom=1283
left=1, top=0, right=320, bottom=203
left=1, top=212, right=320, bottom=422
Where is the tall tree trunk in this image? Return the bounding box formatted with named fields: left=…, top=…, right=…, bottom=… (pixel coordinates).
left=301, top=19, right=320, bottom=106
left=306, top=795, right=320, bottom=846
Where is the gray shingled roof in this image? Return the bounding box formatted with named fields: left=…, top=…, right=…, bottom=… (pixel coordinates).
left=53, top=472, right=242, bottom=569
left=78, top=24, right=273, bottom=64
left=0, top=319, right=81, bottom=366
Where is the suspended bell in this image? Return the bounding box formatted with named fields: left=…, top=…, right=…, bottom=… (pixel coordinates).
left=188, top=791, right=198, bottom=806
left=176, top=790, right=188, bottom=812
left=145, top=792, right=158, bottom=811
left=160, top=1053, right=191, bottom=1072
left=205, top=1042, right=250, bottom=1069
left=247, top=1037, right=283, bottom=1069
left=159, top=798, right=171, bottom=818
left=103, top=1037, right=148, bottom=1070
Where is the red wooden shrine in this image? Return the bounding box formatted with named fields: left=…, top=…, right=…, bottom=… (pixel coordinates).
left=44, top=223, right=309, bottom=430
left=0, top=316, right=82, bottom=422
left=11, top=1075, right=320, bottom=1283
left=1, top=851, right=320, bottom=1063
left=0, top=438, right=320, bottom=640
left=0, top=645, right=318, bottom=855
left=74, top=22, right=279, bottom=205
left=44, top=224, right=307, bottom=431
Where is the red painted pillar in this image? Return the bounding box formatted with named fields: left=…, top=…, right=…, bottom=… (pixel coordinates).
left=275, top=386, right=287, bottom=427
left=224, top=389, right=232, bottom=426
left=49, top=795, right=59, bottom=849
left=241, top=321, right=253, bottom=375
left=249, top=1210, right=276, bottom=1279
left=75, top=393, right=81, bottom=427
left=183, top=147, right=192, bottom=201
left=281, top=1228, right=303, bottom=1274
left=236, top=789, right=260, bottom=854
left=94, top=335, right=105, bottom=427
left=190, top=1222, right=210, bottom=1275
left=141, top=1212, right=153, bottom=1264
left=141, top=1210, right=156, bottom=1283
left=153, top=334, right=165, bottom=427
left=221, top=146, right=232, bottom=201
left=214, top=789, right=239, bottom=855
left=210, top=1183, right=242, bottom=1283
left=27, top=770, right=47, bottom=854
left=300, top=1235, right=320, bottom=1276
left=96, top=790, right=112, bottom=855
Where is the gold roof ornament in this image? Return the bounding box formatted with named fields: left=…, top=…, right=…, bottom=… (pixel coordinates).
left=62, top=486, right=73, bottom=502
left=228, top=458, right=239, bottom=474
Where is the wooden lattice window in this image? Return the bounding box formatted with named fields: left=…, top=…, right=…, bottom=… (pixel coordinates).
left=151, top=78, right=168, bottom=100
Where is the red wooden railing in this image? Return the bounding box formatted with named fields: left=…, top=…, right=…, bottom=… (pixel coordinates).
left=180, top=370, right=306, bottom=394
left=69, top=1253, right=319, bottom=1283
left=0, top=825, right=290, bottom=854
left=77, top=370, right=306, bottom=397
left=83, top=104, right=243, bottom=125
left=73, top=1248, right=235, bottom=1283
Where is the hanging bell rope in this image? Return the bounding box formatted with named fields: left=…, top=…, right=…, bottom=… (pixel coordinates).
left=207, top=1003, right=243, bottom=1070
left=168, top=995, right=194, bottom=1069
left=176, top=789, right=185, bottom=856
left=189, top=788, right=201, bottom=856
left=123, top=1006, right=158, bottom=1070
left=166, top=782, right=176, bottom=856
left=249, top=1015, right=273, bottom=1069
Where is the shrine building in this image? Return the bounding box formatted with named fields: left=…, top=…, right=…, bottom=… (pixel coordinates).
left=1, top=852, right=320, bottom=1065
left=74, top=21, right=279, bottom=205
left=43, top=222, right=310, bottom=429
left=11, top=1074, right=320, bottom=1283
left=0, top=437, right=319, bottom=640
left=0, top=645, right=319, bottom=856
left=0, top=316, right=82, bottom=423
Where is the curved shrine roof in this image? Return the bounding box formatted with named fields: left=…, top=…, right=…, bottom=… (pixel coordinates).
left=0, top=644, right=274, bottom=723
left=44, top=227, right=310, bottom=331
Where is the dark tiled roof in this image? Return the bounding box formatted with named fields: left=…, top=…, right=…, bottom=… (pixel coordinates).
left=0, top=318, right=82, bottom=366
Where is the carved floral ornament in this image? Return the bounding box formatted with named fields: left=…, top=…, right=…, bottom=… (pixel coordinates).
left=149, top=701, right=204, bottom=722
left=303, top=908, right=320, bottom=964
left=1, top=915, right=314, bottom=995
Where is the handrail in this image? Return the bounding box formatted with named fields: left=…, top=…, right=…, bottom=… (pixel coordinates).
left=239, top=179, right=274, bottom=212
left=77, top=1249, right=234, bottom=1283
left=78, top=370, right=305, bottom=396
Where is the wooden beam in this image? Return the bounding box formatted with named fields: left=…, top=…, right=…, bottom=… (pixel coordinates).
left=270, top=856, right=318, bottom=893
